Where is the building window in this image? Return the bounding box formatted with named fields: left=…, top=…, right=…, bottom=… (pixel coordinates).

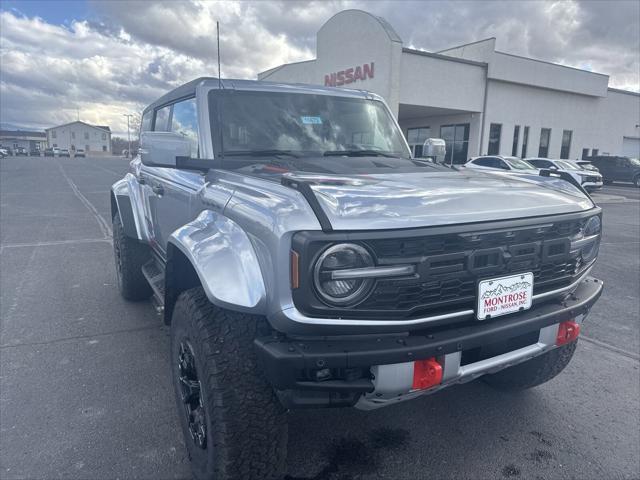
left=560, top=130, right=572, bottom=159
left=102, top=145, right=107, bottom=152
left=52, top=131, right=57, bottom=139
left=102, top=133, right=106, bottom=140
left=511, top=125, right=520, bottom=156
left=84, top=132, right=89, bottom=140
left=581, top=148, right=589, bottom=159
left=406, top=127, right=431, bottom=157
left=488, top=123, right=502, bottom=155
left=85, top=145, right=90, bottom=152
left=440, top=123, right=470, bottom=165
left=53, top=143, right=57, bottom=147
left=521, top=126, right=529, bottom=158
left=538, top=128, right=551, bottom=157
left=71, top=132, right=75, bottom=139
left=591, top=148, right=599, bottom=156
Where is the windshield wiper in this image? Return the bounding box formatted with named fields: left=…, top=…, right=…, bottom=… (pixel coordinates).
left=223, top=149, right=300, bottom=158
left=323, top=149, right=398, bottom=158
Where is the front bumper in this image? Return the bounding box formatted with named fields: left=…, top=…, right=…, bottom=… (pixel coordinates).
left=255, top=276, right=602, bottom=408
left=583, top=181, right=603, bottom=191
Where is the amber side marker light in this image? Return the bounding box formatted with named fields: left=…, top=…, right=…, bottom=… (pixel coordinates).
left=556, top=320, right=580, bottom=346
left=290, top=250, right=300, bottom=289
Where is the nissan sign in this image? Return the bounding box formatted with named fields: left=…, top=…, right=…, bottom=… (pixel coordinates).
left=324, top=62, right=374, bottom=87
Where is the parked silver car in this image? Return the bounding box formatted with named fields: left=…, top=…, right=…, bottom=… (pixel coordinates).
left=111, top=78, right=603, bottom=480
left=465, top=155, right=540, bottom=175
left=527, top=158, right=603, bottom=191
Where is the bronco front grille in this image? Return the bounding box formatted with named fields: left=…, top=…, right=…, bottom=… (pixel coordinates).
left=358, top=219, right=584, bottom=318
left=291, top=214, right=593, bottom=321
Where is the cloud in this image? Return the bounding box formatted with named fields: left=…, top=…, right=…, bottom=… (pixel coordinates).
left=0, top=1, right=638, bottom=136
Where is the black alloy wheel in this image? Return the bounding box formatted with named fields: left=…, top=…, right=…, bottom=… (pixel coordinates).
left=177, top=339, right=207, bottom=449
left=113, top=231, right=123, bottom=289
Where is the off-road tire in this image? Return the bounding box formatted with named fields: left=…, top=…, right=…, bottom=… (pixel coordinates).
left=112, top=214, right=152, bottom=301
left=633, top=175, right=640, bottom=188
left=170, top=287, right=288, bottom=480
left=483, top=341, right=578, bottom=391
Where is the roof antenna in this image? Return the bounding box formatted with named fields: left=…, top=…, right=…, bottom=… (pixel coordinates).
left=217, top=21, right=223, bottom=90
left=216, top=20, right=225, bottom=161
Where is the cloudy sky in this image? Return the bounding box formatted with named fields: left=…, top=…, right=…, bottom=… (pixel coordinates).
left=1, top=0, right=638, bottom=137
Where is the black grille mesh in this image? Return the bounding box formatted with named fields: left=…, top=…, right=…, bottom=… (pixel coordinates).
left=355, top=218, right=586, bottom=318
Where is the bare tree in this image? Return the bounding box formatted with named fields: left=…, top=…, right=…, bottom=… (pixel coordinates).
left=129, top=112, right=142, bottom=140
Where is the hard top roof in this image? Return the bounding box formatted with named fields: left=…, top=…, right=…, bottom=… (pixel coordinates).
left=142, top=77, right=378, bottom=115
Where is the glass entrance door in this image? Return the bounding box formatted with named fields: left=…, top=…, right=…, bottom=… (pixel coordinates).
left=440, top=124, right=470, bottom=165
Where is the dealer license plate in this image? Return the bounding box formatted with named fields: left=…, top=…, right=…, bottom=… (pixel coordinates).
left=477, top=272, right=534, bottom=320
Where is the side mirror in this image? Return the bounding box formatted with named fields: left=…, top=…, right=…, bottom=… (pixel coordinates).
left=139, top=131, right=191, bottom=168
left=422, top=138, right=447, bottom=159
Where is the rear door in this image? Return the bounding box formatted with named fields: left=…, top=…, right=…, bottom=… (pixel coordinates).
left=592, top=158, right=611, bottom=181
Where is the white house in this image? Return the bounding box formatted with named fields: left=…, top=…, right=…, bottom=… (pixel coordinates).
left=258, top=10, right=640, bottom=163
left=46, top=121, right=111, bottom=154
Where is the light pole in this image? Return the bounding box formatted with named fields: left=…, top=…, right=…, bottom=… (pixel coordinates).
left=122, top=113, right=133, bottom=158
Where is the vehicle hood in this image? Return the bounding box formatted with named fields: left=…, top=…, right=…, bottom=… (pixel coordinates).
left=285, top=169, right=594, bottom=231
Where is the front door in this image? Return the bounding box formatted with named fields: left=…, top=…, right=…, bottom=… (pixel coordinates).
left=145, top=168, right=203, bottom=252
left=142, top=97, right=202, bottom=254
left=612, top=157, right=628, bottom=181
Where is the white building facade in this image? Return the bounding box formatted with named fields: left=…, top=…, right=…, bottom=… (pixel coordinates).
left=46, top=121, right=111, bottom=154
left=0, top=130, right=46, bottom=151
left=259, top=10, right=640, bottom=164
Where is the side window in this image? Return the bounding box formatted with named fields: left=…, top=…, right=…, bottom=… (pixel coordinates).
left=474, top=158, right=491, bottom=167
left=497, top=159, right=510, bottom=170
left=154, top=105, right=172, bottom=132
left=171, top=98, right=199, bottom=158
left=141, top=111, right=153, bottom=133
left=487, top=157, right=502, bottom=168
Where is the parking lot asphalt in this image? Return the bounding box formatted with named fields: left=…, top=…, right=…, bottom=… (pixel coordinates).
left=1, top=156, right=638, bottom=480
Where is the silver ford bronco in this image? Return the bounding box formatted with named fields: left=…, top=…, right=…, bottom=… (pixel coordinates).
left=111, top=78, right=603, bottom=480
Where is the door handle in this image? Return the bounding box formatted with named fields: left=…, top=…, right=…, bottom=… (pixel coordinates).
left=152, top=185, right=164, bottom=195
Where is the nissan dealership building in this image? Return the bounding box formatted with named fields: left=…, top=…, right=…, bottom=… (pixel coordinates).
left=258, top=10, right=640, bottom=164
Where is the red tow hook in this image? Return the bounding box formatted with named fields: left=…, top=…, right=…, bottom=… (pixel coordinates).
left=556, top=320, right=581, bottom=346
left=412, top=357, right=443, bottom=390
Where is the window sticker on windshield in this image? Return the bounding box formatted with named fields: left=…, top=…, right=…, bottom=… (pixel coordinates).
left=301, top=116, right=322, bottom=125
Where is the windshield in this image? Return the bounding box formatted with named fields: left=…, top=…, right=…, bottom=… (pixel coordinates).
left=209, top=91, right=410, bottom=159
left=505, top=157, right=536, bottom=170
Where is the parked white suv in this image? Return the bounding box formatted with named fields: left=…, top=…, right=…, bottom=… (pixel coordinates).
left=465, top=155, right=539, bottom=175
left=526, top=158, right=603, bottom=191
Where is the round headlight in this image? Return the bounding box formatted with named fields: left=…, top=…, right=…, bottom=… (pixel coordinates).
left=313, top=243, right=374, bottom=307
left=581, top=215, right=601, bottom=263
left=584, top=215, right=601, bottom=236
